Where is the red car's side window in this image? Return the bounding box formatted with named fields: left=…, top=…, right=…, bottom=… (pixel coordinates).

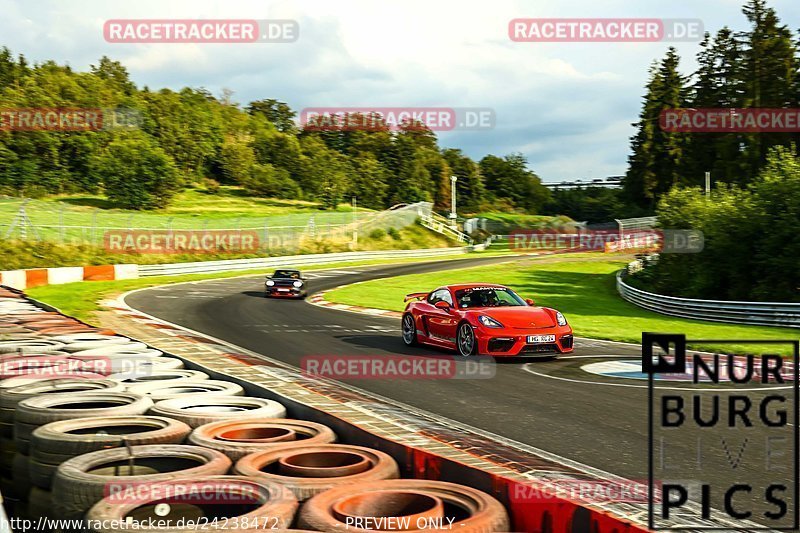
left=427, top=289, right=453, bottom=306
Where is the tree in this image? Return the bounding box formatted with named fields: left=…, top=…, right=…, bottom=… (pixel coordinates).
left=252, top=127, right=304, bottom=179
left=543, top=187, right=627, bottom=224
left=299, top=135, right=351, bottom=207
left=247, top=99, right=296, bottom=133
left=91, top=136, right=180, bottom=209
left=682, top=29, right=748, bottom=185
left=243, top=163, right=300, bottom=199
left=347, top=153, right=389, bottom=209
left=90, top=56, right=136, bottom=95
left=739, top=0, right=798, bottom=178
left=141, top=88, right=224, bottom=180
left=747, top=145, right=800, bottom=299
left=624, top=48, right=689, bottom=208
left=218, top=136, right=256, bottom=184
left=480, top=153, right=549, bottom=212
left=640, top=145, right=800, bottom=302
left=442, top=149, right=484, bottom=212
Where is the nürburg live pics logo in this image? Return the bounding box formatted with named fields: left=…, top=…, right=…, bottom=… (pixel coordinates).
left=643, top=332, right=799, bottom=530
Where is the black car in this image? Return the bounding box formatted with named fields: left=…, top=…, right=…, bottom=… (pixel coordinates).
left=264, top=269, right=308, bottom=298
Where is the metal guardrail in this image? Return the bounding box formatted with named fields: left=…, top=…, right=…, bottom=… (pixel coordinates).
left=138, top=247, right=467, bottom=277
left=617, top=269, right=800, bottom=328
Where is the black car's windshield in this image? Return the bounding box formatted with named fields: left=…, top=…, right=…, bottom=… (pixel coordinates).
left=272, top=270, right=301, bottom=279
left=455, top=287, right=526, bottom=308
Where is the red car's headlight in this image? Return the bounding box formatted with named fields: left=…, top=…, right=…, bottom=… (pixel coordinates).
left=556, top=311, right=567, bottom=326
left=479, top=315, right=504, bottom=328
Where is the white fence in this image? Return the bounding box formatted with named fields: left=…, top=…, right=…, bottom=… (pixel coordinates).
left=0, top=197, right=435, bottom=253
left=616, top=270, right=800, bottom=328
left=138, top=247, right=467, bottom=277
left=418, top=211, right=472, bottom=244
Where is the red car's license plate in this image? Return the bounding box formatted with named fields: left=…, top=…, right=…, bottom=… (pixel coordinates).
left=527, top=334, right=555, bottom=344
left=278, top=288, right=290, bottom=292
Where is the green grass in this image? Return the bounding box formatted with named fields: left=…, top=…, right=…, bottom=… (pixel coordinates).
left=325, top=254, right=799, bottom=356
left=0, top=186, right=369, bottom=245
left=0, top=222, right=462, bottom=270
left=24, top=250, right=516, bottom=323
left=473, top=212, right=573, bottom=229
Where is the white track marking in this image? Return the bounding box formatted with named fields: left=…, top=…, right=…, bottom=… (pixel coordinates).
left=522, top=362, right=793, bottom=392
left=120, top=272, right=775, bottom=532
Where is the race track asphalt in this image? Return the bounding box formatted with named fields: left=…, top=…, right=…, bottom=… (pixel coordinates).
left=125, top=254, right=796, bottom=528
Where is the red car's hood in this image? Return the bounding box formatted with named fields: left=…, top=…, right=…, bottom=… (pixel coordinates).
left=469, top=306, right=556, bottom=328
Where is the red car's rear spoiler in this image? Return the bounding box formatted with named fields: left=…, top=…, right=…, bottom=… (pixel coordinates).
left=404, top=292, right=428, bottom=302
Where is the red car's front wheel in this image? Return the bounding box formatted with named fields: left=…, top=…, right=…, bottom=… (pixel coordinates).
left=401, top=314, right=417, bottom=346
left=457, top=322, right=478, bottom=356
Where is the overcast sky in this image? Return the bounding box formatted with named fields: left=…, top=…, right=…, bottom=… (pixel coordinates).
left=3, top=0, right=799, bottom=181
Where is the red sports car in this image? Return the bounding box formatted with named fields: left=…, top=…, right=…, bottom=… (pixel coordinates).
left=401, top=284, right=574, bottom=357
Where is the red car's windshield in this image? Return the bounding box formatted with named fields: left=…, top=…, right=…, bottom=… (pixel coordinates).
left=454, top=287, right=526, bottom=308
left=273, top=270, right=301, bottom=279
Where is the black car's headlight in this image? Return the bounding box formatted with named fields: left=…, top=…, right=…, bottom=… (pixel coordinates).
left=266, top=280, right=275, bottom=286
left=293, top=280, right=303, bottom=288
left=479, top=315, right=503, bottom=328
left=556, top=311, right=567, bottom=326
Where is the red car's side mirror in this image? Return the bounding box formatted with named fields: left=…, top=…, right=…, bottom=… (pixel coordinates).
left=525, top=298, right=536, bottom=306
left=434, top=300, right=451, bottom=310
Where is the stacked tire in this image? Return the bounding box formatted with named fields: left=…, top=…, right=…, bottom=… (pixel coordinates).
left=30, top=415, right=192, bottom=490
left=13, top=391, right=153, bottom=518
left=0, top=289, right=511, bottom=532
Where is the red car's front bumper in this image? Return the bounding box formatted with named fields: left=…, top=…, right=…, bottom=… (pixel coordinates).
left=475, top=328, right=574, bottom=356
left=265, top=288, right=305, bottom=298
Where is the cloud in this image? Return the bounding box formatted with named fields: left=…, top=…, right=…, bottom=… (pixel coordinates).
left=1, top=0, right=799, bottom=180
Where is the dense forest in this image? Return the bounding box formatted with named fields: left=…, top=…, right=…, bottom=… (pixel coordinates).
left=0, top=51, right=550, bottom=214
left=626, top=0, right=800, bottom=302
left=625, top=0, right=800, bottom=208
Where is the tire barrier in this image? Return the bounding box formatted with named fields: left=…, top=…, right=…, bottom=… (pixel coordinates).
left=29, top=415, right=192, bottom=490
left=149, top=396, right=287, bottom=428
left=77, top=356, right=185, bottom=376
left=0, top=378, right=126, bottom=433
left=130, top=379, right=245, bottom=402
left=0, top=350, right=70, bottom=361
left=85, top=475, right=299, bottom=532
left=189, top=419, right=337, bottom=461
left=26, top=486, right=54, bottom=521
left=0, top=356, right=77, bottom=380
left=14, top=392, right=154, bottom=454
left=52, top=444, right=232, bottom=520
left=234, top=445, right=399, bottom=501
left=0, top=286, right=645, bottom=532
left=0, top=435, right=14, bottom=476
left=0, top=339, right=65, bottom=354
left=297, top=479, right=510, bottom=532
left=108, top=369, right=210, bottom=390
left=70, top=347, right=163, bottom=358
left=11, top=452, right=32, bottom=500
